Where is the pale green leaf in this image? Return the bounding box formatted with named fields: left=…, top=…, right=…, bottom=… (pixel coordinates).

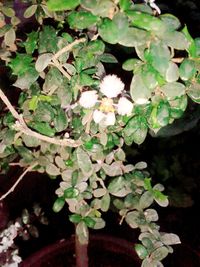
left=35, top=53, right=52, bottom=73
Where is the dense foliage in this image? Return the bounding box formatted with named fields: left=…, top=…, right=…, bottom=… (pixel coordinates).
left=0, top=1, right=200, bottom=266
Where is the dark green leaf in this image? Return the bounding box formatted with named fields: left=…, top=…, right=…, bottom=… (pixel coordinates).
left=64, top=187, right=79, bottom=198
left=53, top=197, right=65, bottom=213
left=98, top=18, right=119, bottom=44
left=24, top=31, right=38, bottom=54
left=9, top=54, right=34, bottom=76
left=99, top=53, right=118, bottom=63
left=47, top=0, right=80, bottom=11
left=135, top=244, right=148, bottom=259
left=28, top=121, right=56, bottom=137
left=38, top=26, right=57, bottom=53
left=83, top=216, right=96, bottom=228
left=69, top=214, right=82, bottom=223
left=68, top=11, right=99, bottom=30
left=54, top=108, right=68, bottom=132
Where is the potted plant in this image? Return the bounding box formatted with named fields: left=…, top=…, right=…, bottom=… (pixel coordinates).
left=0, top=0, right=200, bottom=266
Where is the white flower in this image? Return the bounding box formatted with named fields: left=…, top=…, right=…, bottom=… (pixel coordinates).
left=105, top=112, right=116, bottom=125
left=79, top=91, right=98, bottom=108
left=135, top=98, right=149, bottom=105
left=93, top=110, right=116, bottom=126
left=93, top=110, right=104, bottom=123
left=100, top=74, right=124, bottom=98
left=117, top=97, right=133, bottom=116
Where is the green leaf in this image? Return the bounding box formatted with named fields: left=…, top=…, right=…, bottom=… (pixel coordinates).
left=0, top=24, right=12, bottom=38
left=82, top=0, right=115, bottom=18
left=130, top=74, right=151, bottom=104
left=153, top=190, right=169, bottom=207
left=179, top=59, right=196, bottom=81
left=99, top=53, right=118, bottom=63
left=1, top=7, right=15, bottom=17
left=102, top=162, right=123, bottom=177
left=79, top=72, right=96, bottom=86
left=9, top=54, right=34, bottom=76
left=29, top=96, right=39, bottom=111
left=139, top=191, right=154, bottom=209
left=53, top=197, right=65, bottom=213
left=146, top=41, right=170, bottom=76
left=76, top=147, right=93, bottom=174
left=119, top=0, right=132, bottom=11
left=144, top=209, right=158, bottom=222
left=54, top=108, right=68, bottom=132
left=69, top=214, right=82, bottom=224
left=38, top=26, right=57, bottom=53
left=13, top=67, right=39, bottom=90
left=119, top=27, right=150, bottom=47
left=165, top=62, right=179, bottom=82
left=122, top=58, right=141, bottom=71
left=101, top=192, right=110, bottom=212
left=161, top=233, right=181, bottom=245
left=64, top=187, right=79, bottom=198
left=47, top=0, right=80, bottom=11
left=182, top=26, right=197, bottom=57
left=160, top=14, right=181, bottom=31
left=98, top=18, right=119, bottom=44
left=161, top=82, right=185, bottom=100
left=35, top=53, right=52, bottom=72
left=187, top=82, right=200, bottom=103
left=83, top=216, right=96, bottom=228
left=93, top=217, right=106, bottom=230
left=33, top=101, right=54, bottom=122
left=24, top=5, right=37, bottom=18
left=161, top=31, right=189, bottom=50
left=127, top=11, right=166, bottom=34
left=151, top=246, right=169, bottom=262
left=68, top=11, right=99, bottom=29
left=24, top=31, right=38, bottom=54
left=16, top=146, right=34, bottom=163
left=123, top=116, right=148, bottom=145
left=46, top=163, right=60, bottom=176
left=108, top=176, right=125, bottom=195
left=22, top=134, right=40, bottom=147
left=4, top=28, right=16, bottom=47
left=28, top=121, right=56, bottom=137
left=125, top=211, right=140, bottom=229
left=195, top=38, right=200, bottom=56
left=135, top=244, right=148, bottom=260
left=156, top=102, right=170, bottom=127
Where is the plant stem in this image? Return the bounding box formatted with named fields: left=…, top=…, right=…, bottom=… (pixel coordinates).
left=75, top=230, right=89, bottom=267
left=0, top=162, right=38, bottom=201
left=0, top=88, right=82, bottom=147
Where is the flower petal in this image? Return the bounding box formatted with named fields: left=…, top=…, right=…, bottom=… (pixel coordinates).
left=93, top=110, right=105, bottom=123
left=117, top=97, right=133, bottom=116
left=100, top=74, right=124, bottom=98
left=105, top=112, right=116, bottom=126
left=79, top=91, right=98, bottom=108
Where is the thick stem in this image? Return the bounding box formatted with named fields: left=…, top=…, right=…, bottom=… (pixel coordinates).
left=75, top=230, right=89, bottom=267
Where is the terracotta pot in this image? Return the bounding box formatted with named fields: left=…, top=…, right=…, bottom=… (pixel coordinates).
left=20, top=234, right=141, bottom=267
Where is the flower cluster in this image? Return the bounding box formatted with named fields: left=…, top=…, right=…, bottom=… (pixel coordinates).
left=79, top=74, right=133, bottom=126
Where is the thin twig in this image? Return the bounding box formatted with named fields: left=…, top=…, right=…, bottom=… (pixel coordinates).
left=52, top=38, right=86, bottom=61
left=0, top=163, right=38, bottom=201
left=0, top=88, right=82, bottom=147
left=50, top=59, right=71, bottom=80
